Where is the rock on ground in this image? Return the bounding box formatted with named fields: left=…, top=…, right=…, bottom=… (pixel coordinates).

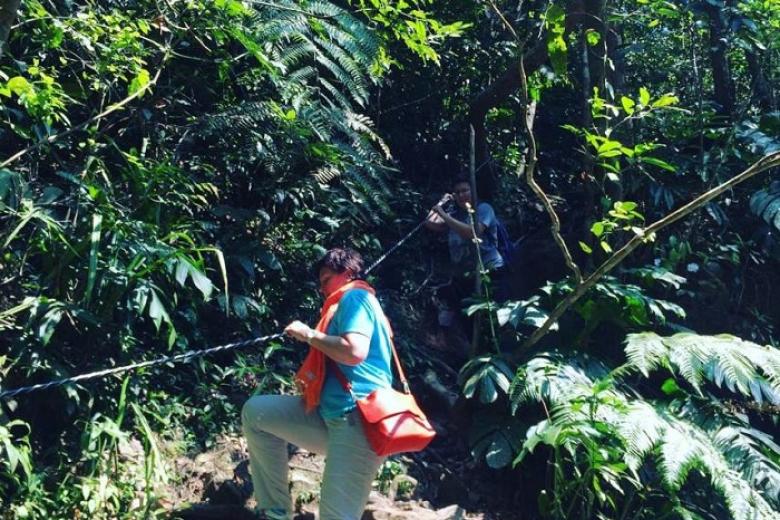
left=165, top=434, right=486, bottom=520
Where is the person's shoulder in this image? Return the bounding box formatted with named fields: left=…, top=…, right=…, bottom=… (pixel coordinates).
left=342, top=287, right=375, bottom=306
left=477, top=202, right=496, bottom=217
left=339, top=288, right=380, bottom=321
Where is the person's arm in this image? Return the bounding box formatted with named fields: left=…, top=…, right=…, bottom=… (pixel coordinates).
left=424, top=207, right=447, bottom=232
left=424, top=194, right=451, bottom=233
left=285, top=320, right=369, bottom=365
left=436, top=204, right=486, bottom=241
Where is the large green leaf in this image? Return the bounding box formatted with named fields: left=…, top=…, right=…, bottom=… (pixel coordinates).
left=750, top=180, right=780, bottom=232
left=625, top=332, right=780, bottom=404
left=83, top=214, right=103, bottom=305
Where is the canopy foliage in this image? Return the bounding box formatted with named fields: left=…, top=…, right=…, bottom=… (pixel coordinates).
left=1, top=0, right=779, bottom=518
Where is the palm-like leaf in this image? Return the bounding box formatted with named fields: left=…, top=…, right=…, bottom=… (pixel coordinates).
left=193, top=0, right=393, bottom=219
left=625, top=332, right=780, bottom=404
left=750, top=180, right=780, bottom=232
left=513, top=350, right=780, bottom=519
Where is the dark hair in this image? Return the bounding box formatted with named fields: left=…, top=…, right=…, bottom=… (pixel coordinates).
left=452, top=174, right=471, bottom=188
left=313, top=248, right=364, bottom=279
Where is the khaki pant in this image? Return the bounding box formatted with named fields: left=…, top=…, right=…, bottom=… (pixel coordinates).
left=241, top=394, right=385, bottom=520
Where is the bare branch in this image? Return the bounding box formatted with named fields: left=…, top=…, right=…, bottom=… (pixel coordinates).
left=482, top=0, right=583, bottom=284
left=516, top=56, right=583, bottom=284
left=484, top=0, right=519, bottom=42
left=516, top=152, right=780, bottom=354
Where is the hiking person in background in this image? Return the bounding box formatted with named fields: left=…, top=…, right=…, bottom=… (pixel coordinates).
left=242, top=248, right=393, bottom=520
left=424, top=175, right=509, bottom=355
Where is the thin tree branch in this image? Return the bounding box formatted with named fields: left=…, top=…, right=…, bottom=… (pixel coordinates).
left=516, top=151, right=780, bottom=354
left=485, top=0, right=519, bottom=42
left=1, top=54, right=169, bottom=169
left=484, top=0, right=583, bottom=284
left=517, top=56, right=583, bottom=284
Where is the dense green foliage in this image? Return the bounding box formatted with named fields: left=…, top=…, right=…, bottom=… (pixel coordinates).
left=0, top=0, right=422, bottom=516
left=1, top=0, right=779, bottom=518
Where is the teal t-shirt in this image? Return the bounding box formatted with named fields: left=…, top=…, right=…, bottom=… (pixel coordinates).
left=319, top=289, right=394, bottom=419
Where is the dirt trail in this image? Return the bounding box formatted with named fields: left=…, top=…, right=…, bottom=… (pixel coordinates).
left=163, top=435, right=490, bottom=520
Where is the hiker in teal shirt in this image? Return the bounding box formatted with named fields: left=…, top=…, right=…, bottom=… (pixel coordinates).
left=319, top=288, right=393, bottom=418
left=242, top=248, right=393, bottom=520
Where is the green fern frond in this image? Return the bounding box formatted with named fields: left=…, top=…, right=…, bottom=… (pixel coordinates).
left=312, top=165, right=341, bottom=183
left=284, top=65, right=317, bottom=85
left=342, top=111, right=392, bottom=159
left=512, top=354, right=600, bottom=407
left=515, top=351, right=780, bottom=519
left=621, top=401, right=778, bottom=519
left=714, top=426, right=780, bottom=507
left=624, top=331, right=668, bottom=376
left=623, top=403, right=779, bottom=519
left=198, top=102, right=276, bottom=137
left=321, top=15, right=379, bottom=62
left=197, top=0, right=392, bottom=220
left=297, top=111, right=332, bottom=143
left=618, top=401, right=666, bottom=472
left=342, top=111, right=375, bottom=133
left=341, top=167, right=391, bottom=218
left=715, top=468, right=778, bottom=520
left=242, top=0, right=379, bottom=107
left=659, top=419, right=710, bottom=490
left=317, top=77, right=354, bottom=110
left=319, top=39, right=368, bottom=86
left=314, top=52, right=367, bottom=106
left=303, top=0, right=345, bottom=17
left=275, top=40, right=318, bottom=68
left=625, top=332, right=780, bottom=404
left=260, top=17, right=311, bottom=41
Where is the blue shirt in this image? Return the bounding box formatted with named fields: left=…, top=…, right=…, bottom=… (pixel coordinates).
left=448, top=202, right=504, bottom=269
left=319, top=289, right=394, bottom=419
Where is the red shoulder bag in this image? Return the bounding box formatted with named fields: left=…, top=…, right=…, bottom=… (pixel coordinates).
left=330, top=341, right=436, bottom=456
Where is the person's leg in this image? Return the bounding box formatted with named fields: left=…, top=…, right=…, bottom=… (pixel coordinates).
left=241, top=394, right=328, bottom=517
left=444, top=273, right=475, bottom=358
left=319, top=410, right=385, bottom=520
left=490, top=265, right=510, bottom=305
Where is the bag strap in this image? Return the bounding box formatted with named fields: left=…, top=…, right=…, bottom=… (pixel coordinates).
left=328, top=317, right=411, bottom=395
left=329, top=358, right=353, bottom=394
left=381, top=314, right=410, bottom=393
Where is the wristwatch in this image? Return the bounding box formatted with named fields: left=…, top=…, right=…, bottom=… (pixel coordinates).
left=305, top=328, right=316, bottom=345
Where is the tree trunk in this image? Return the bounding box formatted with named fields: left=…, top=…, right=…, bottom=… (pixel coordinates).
left=584, top=0, right=607, bottom=97
left=0, top=0, right=21, bottom=60
left=577, top=0, right=619, bottom=253
left=704, top=3, right=735, bottom=115
left=579, top=32, right=598, bottom=250
left=745, top=49, right=776, bottom=112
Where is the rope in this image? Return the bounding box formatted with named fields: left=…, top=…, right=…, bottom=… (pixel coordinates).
left=0, top=218, right=427, bottom=400
left=0, top=333, right=285, bottom=399
left=364, top=220, right=426, bottom=275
